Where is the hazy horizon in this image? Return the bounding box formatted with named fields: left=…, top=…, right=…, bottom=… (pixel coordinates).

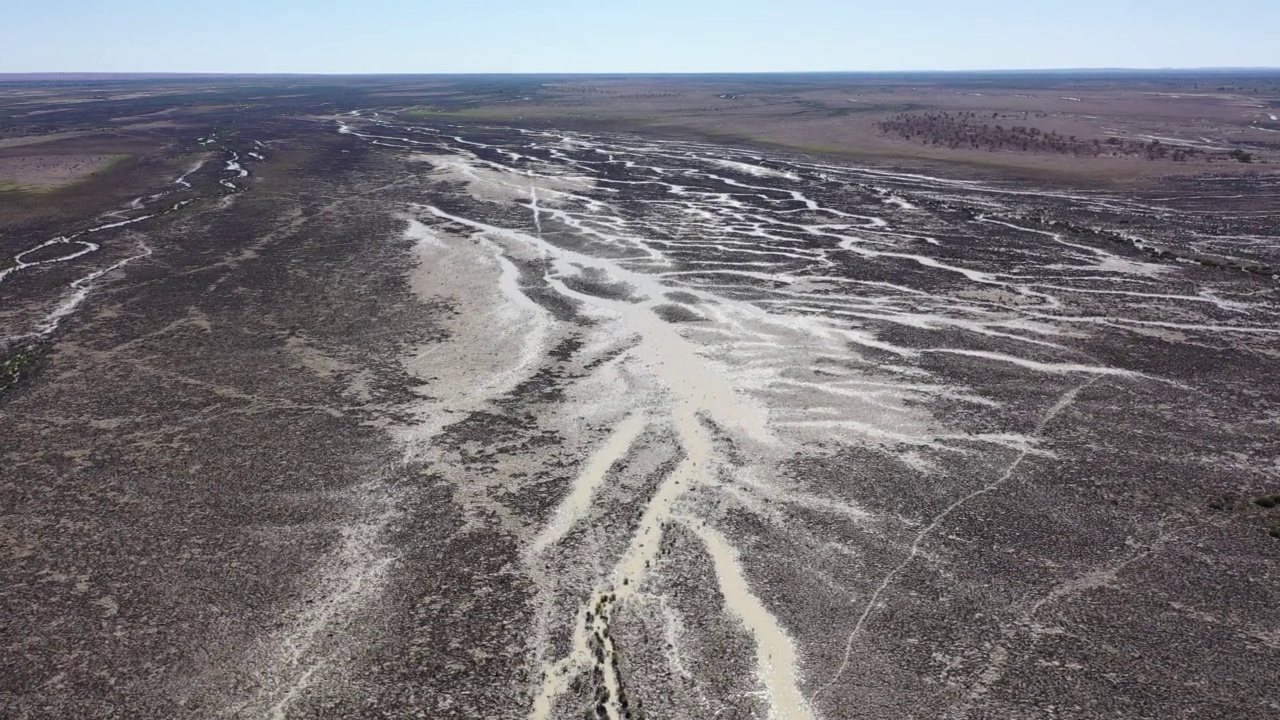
left=2, top=68, right=1278, bottom=81
left=3, top=1, right=1278, bottom=75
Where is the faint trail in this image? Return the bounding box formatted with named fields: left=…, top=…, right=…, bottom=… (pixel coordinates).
left=946, top=518, right=1182, bottom=720
left=530, top=178, right=544, bottom=238
left=219, top=481, right=400, bottom=720
left=266, top=493, right=397, bottom=720
left=811, top=375, right=1102, bottom=703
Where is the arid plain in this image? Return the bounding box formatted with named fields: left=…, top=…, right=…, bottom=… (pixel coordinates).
left=2, top=74, right=1279, bottom=719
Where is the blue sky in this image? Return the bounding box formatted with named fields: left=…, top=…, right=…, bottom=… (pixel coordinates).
left=2, top=1, right=1277, bottom=73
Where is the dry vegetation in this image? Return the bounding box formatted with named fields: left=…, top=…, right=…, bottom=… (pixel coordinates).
left=876, top=111, right=1254, bottom=163
left=0, top=153, right=128, bottom=191
left=391, top=73, right=1280, bottom=183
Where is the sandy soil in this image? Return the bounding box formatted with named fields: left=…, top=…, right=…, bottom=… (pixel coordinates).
left=0, top=154, right=124, bottom=189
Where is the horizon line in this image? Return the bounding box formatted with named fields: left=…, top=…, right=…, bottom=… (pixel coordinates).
left=2, top=67, right=1279, bottom=80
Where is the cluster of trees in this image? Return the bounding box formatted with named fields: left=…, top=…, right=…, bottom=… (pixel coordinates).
left=877, top=112, right=1202, bottom=161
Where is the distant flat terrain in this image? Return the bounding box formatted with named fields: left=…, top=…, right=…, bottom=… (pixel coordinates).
left=0, top=153, right=125, bottom=191
left=2, top=74, right=1278, bottom=720
left=389, top=71, right=1280, bottom=182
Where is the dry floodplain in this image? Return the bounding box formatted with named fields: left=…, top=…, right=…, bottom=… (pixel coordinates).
left=1, top=74, right=1279, bottom=720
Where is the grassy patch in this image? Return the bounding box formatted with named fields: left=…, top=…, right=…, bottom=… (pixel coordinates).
left=0, top=178, right=79, bottom=195
left=0, top=342, right=47, bottom=395
left=401, top=106, right=507, bottom=120
left=0, top=152, right=132, bottom=194
left=0, top=180, right=37, bottom=193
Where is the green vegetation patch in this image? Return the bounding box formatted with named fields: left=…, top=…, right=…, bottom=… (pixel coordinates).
left=1253, top=492, right=1280, bottom=509
left=0, top=342, right=48, bottom=395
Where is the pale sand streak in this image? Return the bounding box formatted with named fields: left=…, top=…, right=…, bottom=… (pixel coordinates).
left=326, top=119, right=1248, bottom=718
left=29, top=242, right=153, bottom=339
left=685, top=519, right=817, bottom=720
left=529, top=411, right=649, bottom=556
left=476, top=181, right=812, bottom=718
left=245, top=216, right=546, bottom=718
